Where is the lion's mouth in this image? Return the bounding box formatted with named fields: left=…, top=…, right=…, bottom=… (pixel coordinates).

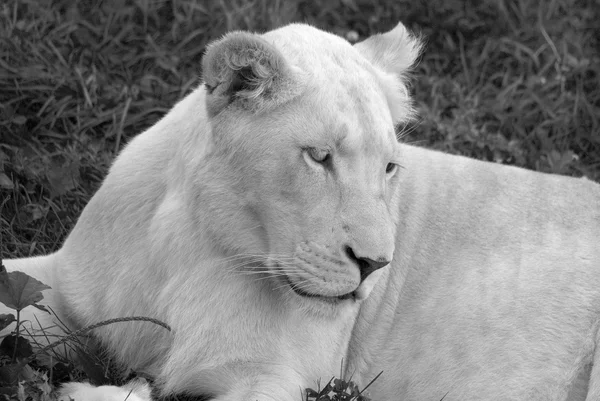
left=283, top=275, right=356, bottom=303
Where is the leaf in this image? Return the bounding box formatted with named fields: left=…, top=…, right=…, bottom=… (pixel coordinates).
left=0, top=335, right=33, bottom=359
left=0, top=386, right=19, bottom=398
left=306, top=388, right=319, bottom=401
left=0, top=269, right=51, bottom=312
left=546, top=149, right=577, bottom=174
left=18, top=204, right=48, bottom=224
left=46, top=159, right=80, bottom=198
left=333, top=378, right=345, bottom=392
left=0, top=365, right=20, bottom=387
left=31, top=304, right=50, bottom=314
left=0, top=314, right=16, bottom=331
left=0, top=173, right=13, bottom=190
left=33, top=353, right=57, bottom=369
left=75, top=348, right=110, bottom=385
left=11, top=115, right=27, bottom=126
left=16, top=364, right=35, bottom=381
left=17, top=381, right=25, bottom=401
left=35, top=374, right=52, bottom=397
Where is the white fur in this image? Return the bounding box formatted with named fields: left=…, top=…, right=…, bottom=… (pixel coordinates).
left=58, top=380, right=151, bottom=401
left=2, top=22, right=600, bottom=401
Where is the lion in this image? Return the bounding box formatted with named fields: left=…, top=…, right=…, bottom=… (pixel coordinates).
left=3, top=21, right=600, bottom=401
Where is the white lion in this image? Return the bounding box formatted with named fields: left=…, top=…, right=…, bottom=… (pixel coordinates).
left=3, top=22, right=600, bottom=401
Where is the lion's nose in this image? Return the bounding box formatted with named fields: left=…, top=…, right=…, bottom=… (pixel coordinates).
left=345, top=246, right=390, bottom=282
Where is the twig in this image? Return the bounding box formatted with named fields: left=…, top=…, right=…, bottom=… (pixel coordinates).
left=28, top=316, right=171, bottom=362
left=355, top=371, right=383, bottom=399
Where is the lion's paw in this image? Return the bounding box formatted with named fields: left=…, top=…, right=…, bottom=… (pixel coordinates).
left=58, top=380, right=152, bottom=401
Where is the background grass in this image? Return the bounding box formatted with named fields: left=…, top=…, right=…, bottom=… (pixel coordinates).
left=1, top=0, right=599, bottom=258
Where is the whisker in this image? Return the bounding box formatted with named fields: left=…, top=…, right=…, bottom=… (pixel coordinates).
left=271, top=275, right=313, bottom=292
left=396, top=117, right=423, bottom=141
left=238, top=269, right=298, bottom=275
left=222, top=259, right=297, bottom=273
left=213, top=253, right=296, bottom=267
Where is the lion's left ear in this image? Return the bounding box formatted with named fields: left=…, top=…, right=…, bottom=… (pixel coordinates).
left=202, top=31, right=302, bottom=116
left=354, top=22, right=422, bottom=78
left=354, top=22, right=422, bottom=124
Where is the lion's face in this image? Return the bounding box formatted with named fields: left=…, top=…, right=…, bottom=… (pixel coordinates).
left=200, top=23, right=420, bottom=314
left=237, top=91, right=400, bottom=309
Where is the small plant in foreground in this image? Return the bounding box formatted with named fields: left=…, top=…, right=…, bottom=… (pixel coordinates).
left=304, top=371, right=382, bottom=401
left=0, top=259, right=171, bottom=400
left=0, top=260, right=54, bottom=400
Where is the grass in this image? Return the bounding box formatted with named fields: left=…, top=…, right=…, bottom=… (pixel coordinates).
left=0, top=0, right=598, bottom=397
left=1, top=0, right=599, bottom=258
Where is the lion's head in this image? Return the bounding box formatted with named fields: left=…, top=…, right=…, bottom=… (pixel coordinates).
left=195, top=23, right=421, bottom=315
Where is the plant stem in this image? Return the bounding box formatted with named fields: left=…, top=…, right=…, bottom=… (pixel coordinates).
left=12, top=309, right=20, bottom=362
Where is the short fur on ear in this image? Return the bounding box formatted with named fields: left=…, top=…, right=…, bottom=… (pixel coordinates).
left=202, top=32, right=301, bottom=116
left=354, top=22, right=423, bottom=124
left=354, top=22, right=422, bottom=78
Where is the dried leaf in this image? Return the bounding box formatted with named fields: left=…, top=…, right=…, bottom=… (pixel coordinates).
left=17, top=380, right=25, bottom=401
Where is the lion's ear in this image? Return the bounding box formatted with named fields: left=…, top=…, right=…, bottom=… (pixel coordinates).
left=354, top=22, right=422, bottom=78
left=354, top=22, right=422, bottom=124
left=202, top=32, right=301, bottom=116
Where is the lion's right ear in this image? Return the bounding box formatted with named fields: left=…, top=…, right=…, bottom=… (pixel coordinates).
left=202, top=32, right=301, bottom=116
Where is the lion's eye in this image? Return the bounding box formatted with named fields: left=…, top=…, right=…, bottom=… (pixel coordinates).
left=307, top=148, right=330, bottom=164
left=386, top=163, right=398, bottom=175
